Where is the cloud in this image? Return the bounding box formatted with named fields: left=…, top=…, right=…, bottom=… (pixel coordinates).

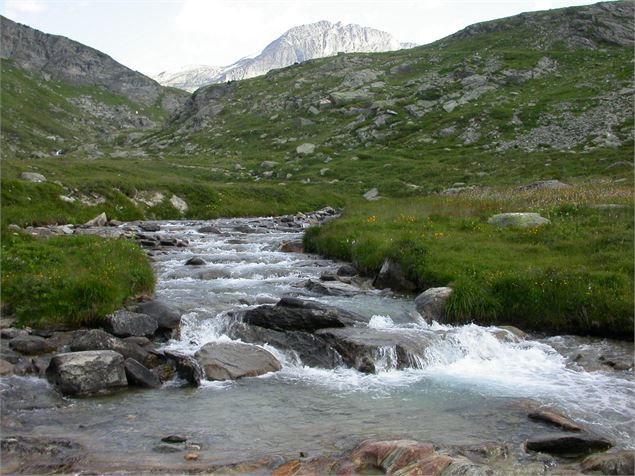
left=3, top=0, right=47, bottom=14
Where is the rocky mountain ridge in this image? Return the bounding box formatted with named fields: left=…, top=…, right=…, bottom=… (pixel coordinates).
left=153, top=21, right=416, bottom=92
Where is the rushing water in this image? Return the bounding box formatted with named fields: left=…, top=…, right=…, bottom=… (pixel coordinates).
left=2, top=217, right=634, bottom=468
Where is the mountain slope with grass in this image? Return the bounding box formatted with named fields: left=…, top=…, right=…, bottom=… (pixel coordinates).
left=1, top=2, right=633, bottom=335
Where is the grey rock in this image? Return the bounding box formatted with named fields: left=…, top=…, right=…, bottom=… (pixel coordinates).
left=488, top=213, right=550, bottom=228
left=373, top=258, right=416, bottom=292
left=363, top=188, right=379, bottom=201
left=197, top=225, right=222, bottom=234
left=185, top=256, right=206, bottom=266
left=516, top=180, right=570, bottom=191
left=139, top=223, right=161, bottom=232
left=9, top=335, right=55, bottom=355
left=134, top=301, right=181, bottom=330
left=414, top=287, right=453, bottom=323
left=19, top=172, right=47, bottom=183
left=296, top=143, right=316, bottom=154
left=528, top=408, right=583, bottom=432
left=124, top=358, right=161, bottom=388
left=261, top=160, right=279, bottom=169
left=170, top=195, right=188, bottom=213
left=105, top=310, right=158, bottom=338
left=70, top=329, right=149, bottom=364
left=195, top=341, right=281, bottom=380
left=0, top=359, right=15, bottom=376
left=163, top=350, right=203, bottom=386
left=84, top=212, right=108, bottom=227
left=337, top=264, right=357, bottom=277
left=46, top=350, right=128, bottom=396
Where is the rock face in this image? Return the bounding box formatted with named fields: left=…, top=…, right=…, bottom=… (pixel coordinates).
left=373, top=258, right=416, bottom=292
left=487, top=213, right=551, bottom=228
left=46, top=350, right=128, bottom=395
left=154, top=21, right=414, bottom=91
left=105, top=310, right=158, bottom=338
left=415, top=287, right=453, bottom=323
left=195, top=342, right=281, bottom=380
left=0, top=16, right=186, bottom=112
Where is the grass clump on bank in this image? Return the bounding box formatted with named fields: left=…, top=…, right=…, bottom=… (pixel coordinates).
left=304, top=185, right=634, bottom=338
left=1, top=233, right=155, bottom=328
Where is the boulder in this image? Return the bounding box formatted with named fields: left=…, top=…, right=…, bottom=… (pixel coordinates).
left=195, top=342, right=281, bottom=380
left=487, top=213, right=550, bottom=228
left=304, top=279, right=357, bottom=297
left=8, top=336, right=55, bottom=355
left=315, top=327, right=435, bottom=373
left=70, top=329, right=148, bottom=363
left=528, top=408, right=583, bottom=432
left=581, top=451, right=634, bottom=475
left=139, top=223, right=161, bottom=232
left=197, top=225, right=222, bottom=234
left=124, top=358, right=161, bottom=388
left=373, top=258, right=416, bottom=292
left=525, top=435, right=612, bottom=457
left=105, top=310, right=158, bottom=338
left=261, top=160, right=279, bottom=169
left=229, top=324, right=342, bottom=369
left=163, top=350, right=202, bottom=386
left=46, top=350, right=128, bottom=396
left=363, top=188, right=380, bottom=201
left=20, top=172, right=47, bottom=183
left=185, top=256, right=206, bottom=266
left=516, top=180, right=570, bottom=191
left=337, top=264, right=357, bottom=277
left=170, top=195, right=188, bottom=213
left=134, top=301, right=181, bottom=330
left=240, top=298, right=360, bottom=333
left=234, top=225, right=260, bottom=234
left=279, top=240, right=304, bottom=253
left=296, top=143, right=316, bottom=155
left=84, top=212, right=108, bottom=227
left=414, top=287, right=453, bottom=323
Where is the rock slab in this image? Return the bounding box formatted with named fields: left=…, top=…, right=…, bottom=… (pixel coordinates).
left=46, top=350, right=127, bottom=395
left=195, top=342, right=281, bottom=380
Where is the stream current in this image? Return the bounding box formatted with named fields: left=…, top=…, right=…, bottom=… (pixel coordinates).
left=2, top=217, right=634, bottom=468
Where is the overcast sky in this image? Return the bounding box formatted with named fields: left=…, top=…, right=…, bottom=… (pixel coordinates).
left=1, top=0, right=594, bottom=76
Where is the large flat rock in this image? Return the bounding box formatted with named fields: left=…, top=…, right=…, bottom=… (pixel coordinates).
left=195, top=342, right=281, bottom=381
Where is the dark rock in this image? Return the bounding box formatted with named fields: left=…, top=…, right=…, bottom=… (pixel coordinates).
left=46, top=350, right=128, bottom=396
left=185, top=256, right=206, bottom=266
left=319, top=272, right=338, bottom=281
left=139, top=223, right=161, bottom=232
left=525, top=435, right=612, bottom=457
left=195, top=341, right=281, bottom=380
left=105, top=310, right=158, bottom=338
left=316, top=327, right=436, bottom=372
left=304, top=279, right=356, bottom=296
left=241, top=299, right=360, bottom=333
left=198, top=225, right=222, bottom=233
left=124, top=358, right=161, bottom=388
left=162, top=435, right=187, bottom=443
left=163, top=350, right=202, bottom=386
left=70, top=329, right=148, bottom=363
left=134, top=301, right=181, bottom=329
left=9, top=335, right=55, bottom=355
left=581, top=451, right=635, bottom=475
left=528, top=408, right=583, bottom=432
left=337, top=264, right=357, bottom=277
left=229, top=324, right=342, bottom=369
left=414, top=287, right=453, bottom=323
left=373, top=258, right=416, bottom=292
left=234, top=225, right=260, bottom=234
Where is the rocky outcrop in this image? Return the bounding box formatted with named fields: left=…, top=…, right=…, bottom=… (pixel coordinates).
left=195, top=342, right=281, bottom=380
left=46, top=350, right=128, bottom=396
left=0, top=16, right=187, bottom=111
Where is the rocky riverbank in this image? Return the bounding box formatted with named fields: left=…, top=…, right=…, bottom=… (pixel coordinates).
left=1, top=209, right=634, bottom=474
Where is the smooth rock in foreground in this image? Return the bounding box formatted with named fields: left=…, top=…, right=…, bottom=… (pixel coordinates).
left=415, top=287, right=453, bottom=323
left=525, top=435, right=612, bottom=457
left=195, top=342, right=281, bottom=380
left=46, top=350, right=127, bottom=396
left=488, top=212, right=550, bottom=228
left=105, top=310, right=158, bottom=338
left=581, top=451, right=635, bottom=475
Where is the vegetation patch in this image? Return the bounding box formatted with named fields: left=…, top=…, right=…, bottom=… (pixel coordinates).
left=1, top=233, right=155, bottom=328
left=304, top=186, right=634, bottom=338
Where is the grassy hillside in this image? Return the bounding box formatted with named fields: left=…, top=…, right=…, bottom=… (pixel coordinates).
left=1, top=1, right=633, bottom=334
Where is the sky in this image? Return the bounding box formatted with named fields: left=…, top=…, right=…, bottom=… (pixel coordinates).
left=1, top=0, right=595, bottom=77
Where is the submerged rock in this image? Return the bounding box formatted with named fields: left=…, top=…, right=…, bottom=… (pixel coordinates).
left=528, top=408, right=583, bottom=432
left=46, top=350, right=128, bottom=396
left=195, top=342, right=281, bottom=380
left=525, top=435, right=612, bottom=457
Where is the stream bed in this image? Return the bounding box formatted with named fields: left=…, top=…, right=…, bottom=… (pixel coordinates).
left=2, top=216, right=634, bottom=472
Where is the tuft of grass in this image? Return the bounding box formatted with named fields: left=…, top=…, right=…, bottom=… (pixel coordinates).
left=1, top=233, right=155, bottom=328
left=304, top=186, right=634, bottom=338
